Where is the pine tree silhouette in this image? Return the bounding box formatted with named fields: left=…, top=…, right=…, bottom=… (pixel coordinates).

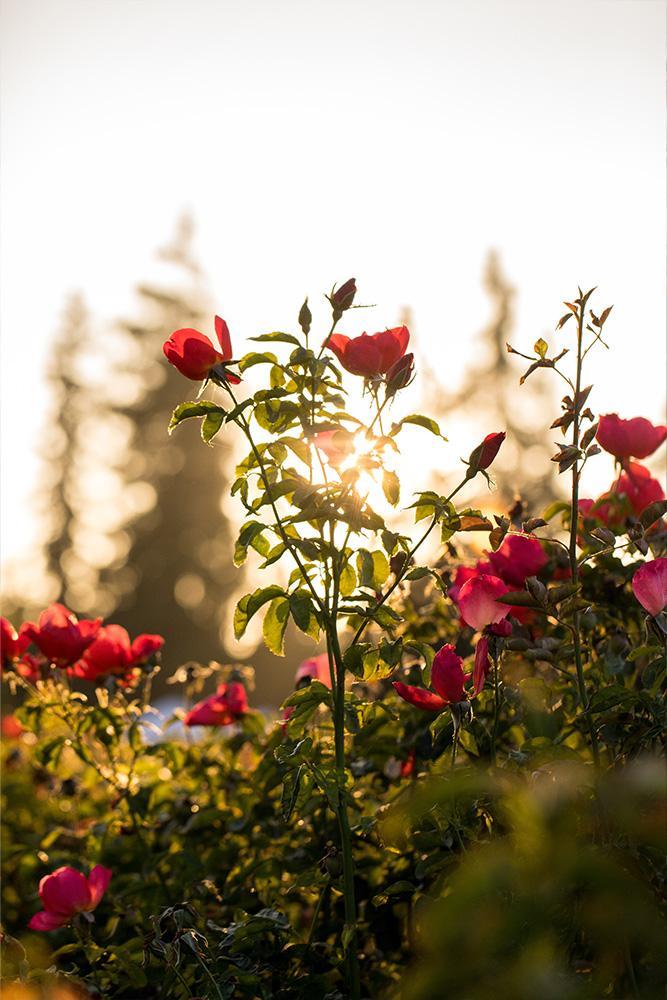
left=93, top=216, right=240, bottom=672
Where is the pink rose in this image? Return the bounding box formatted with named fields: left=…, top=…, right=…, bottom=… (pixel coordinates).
left=632, top=558, right=667, bottom=617
left=29, top=865, right=111, bottom=931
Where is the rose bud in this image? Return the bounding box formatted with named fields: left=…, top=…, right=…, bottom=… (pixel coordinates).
left=329, top=278, right=357, bottom=319
left=163, top=315, right=241, bottom=384
left=1, top=617, right=31, bottom=670
left=385, top=352, right=415, bottom=397
left=632, top=558, right=667, bottom=617
left=466, top=432, right=506, bottom=477
left=393, top=644, right=467, bottom=712
left=23, top=604, right=101, bottom=668
left=29, top=865, right=111, bottom=931
left=325, top=326, right=409, bottom=379
left=596, top=413, right=667, bottom=460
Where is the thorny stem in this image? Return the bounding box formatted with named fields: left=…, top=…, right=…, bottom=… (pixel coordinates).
left=569, top=302, right=601, bottom=768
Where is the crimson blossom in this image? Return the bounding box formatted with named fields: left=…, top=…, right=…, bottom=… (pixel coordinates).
left=325, top=325, right=409, bottom=379
left=23, top=604, right=101, bottom=668
left=71, top=625, right=164, bottom=683
left=184, top=681, right=248, bottom=727
left=294, top=653, right=332, bottom=688
left=393, top=643, right=484, bottom=712
left=596, top=413, right=667, bottom=461
left=29, top=865, right=111, bottom=931
left=163, top=315, right=241, bottom=383
left=632, top=558, right=667, bottom=618
left=488, top=534, right=547, bottom=589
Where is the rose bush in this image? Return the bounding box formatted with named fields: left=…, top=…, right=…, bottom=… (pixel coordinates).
left=1, top=281, right=666, bottom=999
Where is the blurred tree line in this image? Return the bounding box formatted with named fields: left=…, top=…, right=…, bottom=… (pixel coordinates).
left=2, top=232, right=558, bottom=704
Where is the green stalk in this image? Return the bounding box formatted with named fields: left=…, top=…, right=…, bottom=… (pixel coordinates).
left=569, top=301, right=600, bottom=768
left=328, top=621, right=361, bottom=1000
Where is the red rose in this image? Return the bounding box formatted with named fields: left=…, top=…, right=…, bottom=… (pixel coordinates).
left=488, top=535, right=547, bottom=589
left=29, top=865, right=111, bottom=932
left=615, top=462, right=664, bottom=516
left=72, top=625, right=164, bottom=682
left=596, top=413, right=667, bottom=460
left=184, top=681, right=248, bottom=727
left=163, top=315, right=241, bottom=383
left=325, top=326, right=409, bottom=378
left=23, top=604, right=101, bottom=668
left=447, top=562, right=492, bottom=604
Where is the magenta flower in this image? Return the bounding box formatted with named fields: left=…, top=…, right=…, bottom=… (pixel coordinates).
left=29, top=865, right=111, bottom=931
left=457, top=574, right=510, bottom=631
left=596, top=413, right=667, bottom=460
left=488, top=534, right=547, bottom=589
left=632, top=558, right=667, bottom=617
left=184, top=681, right=248, bottom=727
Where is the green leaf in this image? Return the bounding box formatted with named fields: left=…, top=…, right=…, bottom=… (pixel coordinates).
left=541, top=500, right=571, bottom=523
left=393, top=414, right=447, bottom=439
left=234, top=521, right=271, bottom=567
left=168, top=400, right=226, bottom=435
left=382, top=469, right=400, bottom=506
left=289, top=591, right=321, bottom=641
left=534, top=337, right=548, bottom=358
left=234, top=585, right=286, bottom=639
left=201, top=409, right=226, bottom=444
left=250, top=331, right=302, bottom=346
left=339, top=562, right=357, bottom=597
left=238, top=351, right=278, bottom=372
left=263, top=596, right=290, bottom=655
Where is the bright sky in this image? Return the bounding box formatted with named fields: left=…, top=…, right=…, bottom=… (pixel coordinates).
left=1, top=0, right=665, bottom=565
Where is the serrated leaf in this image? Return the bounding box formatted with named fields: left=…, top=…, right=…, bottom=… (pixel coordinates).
left=234, top=585, right=286, bottom=639
left=169, top=400, right=226, bottom=434
left=263, top=596, right=290, bottom=655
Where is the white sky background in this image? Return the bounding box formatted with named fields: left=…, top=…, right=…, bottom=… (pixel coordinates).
left=1, top=0, right=665, bottom=565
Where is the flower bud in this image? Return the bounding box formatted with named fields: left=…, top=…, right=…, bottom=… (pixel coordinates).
left=330, top=278, right=357, bottom=320
left=466, top=432, right=506, bottom=477
left=385, top=353, right=415, bottom=397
